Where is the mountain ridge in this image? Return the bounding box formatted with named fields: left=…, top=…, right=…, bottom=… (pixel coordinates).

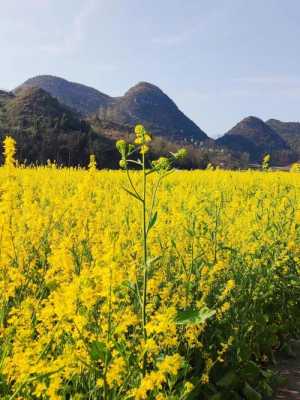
left=266, top=119, right=300, bottom=157
left=17, top=75, right=111, bottom=116
left=17, top=75, right=209, bottom=143
left=1, top=85, right=236, bottom=169
left=0, top=86, right=118, bottom=167
left=11, top=74, right=300, bottom=167
left=216, top=116, right=297, bottom=165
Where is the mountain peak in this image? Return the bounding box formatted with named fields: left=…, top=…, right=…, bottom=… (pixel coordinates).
left=16, top=75, right=208, bottom=142
left=12, top=86, right=67, bottom=113
left=238, top=116, right=266, bottom=128
left=6, top=85, right=83, bottom=132
left=125, top=81, right=163, bottom=95
left=226, top=115, right=280, bottom=136
left=217, top=115, right=293, bottom=164
left=244, top=115, right=261, bottom=121
left=266, top=119, right=300, bottom=158
left=98, top=82, right=208, bottom=142
left=266, top=118, right=281, bottom=124
left=17, top=75, right=111, bottom=115
left=0, top=82, right=117, bottom=168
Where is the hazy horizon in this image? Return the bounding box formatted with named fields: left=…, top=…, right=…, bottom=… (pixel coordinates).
left=2, top=0, right=300, bottom=138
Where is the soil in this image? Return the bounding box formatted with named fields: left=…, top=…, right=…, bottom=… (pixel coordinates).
left=275, top=340, right=300, bottom=400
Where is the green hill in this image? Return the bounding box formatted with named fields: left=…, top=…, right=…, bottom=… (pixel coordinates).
left=0, top=87, right=117, bottom=167
left=266, top=119, right=300, bottom=159
left=217, top=116, right=296, bottom=165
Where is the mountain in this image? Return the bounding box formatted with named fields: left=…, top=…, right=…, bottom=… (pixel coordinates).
left=266, top=119, right=300, bottom=157
left=17, top=75, right=111, bottom=115
left=0, top=86, right=227, bottom=169
left=10, top=86, right=82, bottom=131
left=97, top=82, right=208, bottom=142
left=216, top=116, right=296, bottom=165
left=13, top=75, right=300, bottom=168
left=0, top=87, right=117, bottom=167
left=0, top=90, right=14, bottom=127
left=17, top=76, right=208, bottom=143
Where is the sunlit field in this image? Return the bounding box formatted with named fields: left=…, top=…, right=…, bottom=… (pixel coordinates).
left=0, top=155, right=300, bottom=399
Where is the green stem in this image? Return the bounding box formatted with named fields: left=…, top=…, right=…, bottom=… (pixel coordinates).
left=126, top=168, right=142, bottom=201
left=104, top=266, right=112, bottom=400
left=142, top=152, right=148, bottom=376
left=148, top=174, right=163, bottom=224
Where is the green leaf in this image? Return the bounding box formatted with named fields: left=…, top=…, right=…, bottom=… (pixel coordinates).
left=175, top=307, right=215, bottom=326
left=128, top=144, right=135, bottom=154
left=217, top=370, right=238, bottom=388
left=242, top=361, right=261, bottom=380
left=229, top=391, right=243, bottom=400
left=89, top=341, right=110, bottom=362
left=243, top=383, right=262, bottom=400
left=146, top=255, right=161, bottom=267
left=208, top=393, right=223, bottom=400
left=147, top=211, right=158, bottom=233
left=260, top=381, right=273, bottom=397
left=122, top=186, right=142, bottom=202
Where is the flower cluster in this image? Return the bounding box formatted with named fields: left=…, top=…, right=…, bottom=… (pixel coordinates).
left=116, top=124, right=187, bottom=172
left=3, top=135, right=16, bottom=168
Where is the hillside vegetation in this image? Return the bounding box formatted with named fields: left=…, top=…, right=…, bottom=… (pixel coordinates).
left=0, top=87, right=241, bottom=169
left=0, top=87, right=117, bottom=167
left=216, top=116, right=297, bottom=165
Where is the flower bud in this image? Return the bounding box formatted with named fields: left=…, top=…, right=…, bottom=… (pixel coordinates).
left=140, top=145, right=149, bottom=155
left=119, top=159, right=127, bottom=169
left=175, top=148, right=187, bottom=160
left=116, top=140, right=127, bottom=155
left=135, top=124, right=145, bottom=136
left=153, top=157, right=171, bottom=171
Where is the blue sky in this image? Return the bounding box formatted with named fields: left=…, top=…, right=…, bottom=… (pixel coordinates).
left=1, top=0, right=300, bottom=138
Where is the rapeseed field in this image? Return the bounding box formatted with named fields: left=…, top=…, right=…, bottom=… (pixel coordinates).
left=0, top=132, right=299, bottom=399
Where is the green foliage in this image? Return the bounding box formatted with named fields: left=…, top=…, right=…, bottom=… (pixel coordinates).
left=262, top=154, right=270, bottom=171
left=175, top=308, right=216, bottom=326
left=89, top=341, right=110, bottom=363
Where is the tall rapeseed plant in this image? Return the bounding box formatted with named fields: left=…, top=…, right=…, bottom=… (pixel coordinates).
left=116, top=124, right=186, bottom=374
left=3, top=136, right=16, bottom=168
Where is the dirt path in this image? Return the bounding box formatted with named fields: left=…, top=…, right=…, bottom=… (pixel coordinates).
left=275, top=340, right=300, bottom=400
